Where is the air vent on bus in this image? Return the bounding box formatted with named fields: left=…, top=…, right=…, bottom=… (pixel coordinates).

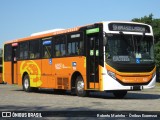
left=57, top=77, right=69, bottom=90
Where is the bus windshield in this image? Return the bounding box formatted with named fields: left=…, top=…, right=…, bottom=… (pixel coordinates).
left=105, top=34, right=154, bottom=64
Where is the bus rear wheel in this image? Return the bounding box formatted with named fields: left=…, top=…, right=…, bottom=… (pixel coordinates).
left=113, top=90, right=127, bottom=98
left=22, top=75, right=32, bottom=92
left=75, top=76, right=88, bottom=97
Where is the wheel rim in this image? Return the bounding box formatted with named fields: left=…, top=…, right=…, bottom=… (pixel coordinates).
left=77, top=80, right=84, bottom=93
left=24, top=78, right=29, bottom=89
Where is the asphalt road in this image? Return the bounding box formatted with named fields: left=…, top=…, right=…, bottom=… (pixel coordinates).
left=0, top=83, right=160, bottom=120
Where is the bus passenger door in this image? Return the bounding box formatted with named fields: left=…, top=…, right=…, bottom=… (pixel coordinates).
left=11, top=44, right=18, bottom=84
left=86, top=35, right=100, bottom=90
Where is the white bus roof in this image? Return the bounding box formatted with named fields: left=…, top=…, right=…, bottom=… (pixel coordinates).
left=30, top=29, right=65, bottom=36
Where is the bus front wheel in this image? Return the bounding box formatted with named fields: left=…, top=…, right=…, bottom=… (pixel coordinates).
left=113, top=90, right=127, bottom=98
left=22, top=75, right=32, bottom=92
left=75, top=76, right=88, bottom=97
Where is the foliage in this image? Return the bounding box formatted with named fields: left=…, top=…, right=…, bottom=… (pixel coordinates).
left=132, top=14, right=160, bottom=42
left=154, top=41, right=160, bottom=68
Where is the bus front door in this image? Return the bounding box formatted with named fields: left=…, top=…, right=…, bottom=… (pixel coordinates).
left=12, top=46, right=18, bottom=84
left=87, top=35, right=100, bottom=90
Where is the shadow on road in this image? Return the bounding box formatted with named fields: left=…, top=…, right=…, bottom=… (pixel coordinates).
left=12, top=88, right=160, bottom=100
left=88, top=91, right=160, bottom=100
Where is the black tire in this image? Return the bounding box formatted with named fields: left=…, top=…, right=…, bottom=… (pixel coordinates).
left=113, top=90, right=127, bottom=99
left=22, top=75, right=32, bottom=92
left=75, top=76, right=88, bottom=97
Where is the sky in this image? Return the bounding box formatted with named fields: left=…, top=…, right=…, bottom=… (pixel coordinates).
left=0, top=0, right=160, bottom=48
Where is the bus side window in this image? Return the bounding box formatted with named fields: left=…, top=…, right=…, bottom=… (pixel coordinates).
left=55, top=44, right=66, bottom=57
left=24, top=51, right=28, bottom=59
left=54, top=35, right=66, bottom=57
left=61, top=44, right=66, bottom=56
left=35, top=53, right=40, bottom=58
left=67, top=32, right=84, bottom=56
left=68, top=43, right=72, bottom=55
left=29, top=39, right=40, bottom=59
left=78, top=41, right=84, bottom=55
left=67, top=41, right=83, bottom=55
left=43, top=45, right=51, bottom=58
left=4, top=44, right=12, bottom=61
left=20, top=52, right=23, bottom=59
left=19, top=42, right=29, bottom=60
left=55, top=44, right=61, bottom=57
left=41, top=39, right=52, bottom=59
left=30, top=53, right=35, bottom=59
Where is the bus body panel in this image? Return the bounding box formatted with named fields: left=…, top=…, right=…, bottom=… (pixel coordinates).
left=0, top=73, right=2, bottom=83
left=18, top=60, right=42, bottom=87
left=41, top=59, right=52, bottom=88
left=54, top=56, right=87, bottom=90
left=102, top=65, right=156, bottom=91
left=14, top=56, right=87, bottom=90
left=4, top=62, right=12, bottom=84
left=102, top=72, right=156, bottom=91
left=52, top=57, right=87, bottom=90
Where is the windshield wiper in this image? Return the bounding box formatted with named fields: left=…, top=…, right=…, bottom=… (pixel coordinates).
left=138, top=32, right=145, bottom=53
left=140, top=32, right=145, bottom=41
left=119, top=31, right=133, bottom=49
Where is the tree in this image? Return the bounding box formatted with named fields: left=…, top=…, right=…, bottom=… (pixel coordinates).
left=154, top=41, right=160, bottom=68
left=155, top=41, right=160, bottom=81
left=132, top=14, right=153, bottom=25
left=132, top=14, right=160, bottom=42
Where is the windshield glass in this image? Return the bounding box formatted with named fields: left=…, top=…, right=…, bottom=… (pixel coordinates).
left=105, top=34, right=154, bottom=64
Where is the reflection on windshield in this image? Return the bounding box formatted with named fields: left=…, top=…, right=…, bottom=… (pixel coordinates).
left=105, top=34, right=154, bottom=64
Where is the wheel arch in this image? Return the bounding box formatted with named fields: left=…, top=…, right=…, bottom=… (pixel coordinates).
left=22, top=72, right=29, bottom=84
left=71, top=71, right=83, bottom=91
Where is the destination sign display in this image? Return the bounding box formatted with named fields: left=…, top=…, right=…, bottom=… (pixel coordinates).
left=108, top=23, right=150, bottom=33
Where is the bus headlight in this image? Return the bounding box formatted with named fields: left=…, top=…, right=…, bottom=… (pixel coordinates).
left=107, top=70, right=116, bottom=80
left=152, top=72, right=156, bottom=79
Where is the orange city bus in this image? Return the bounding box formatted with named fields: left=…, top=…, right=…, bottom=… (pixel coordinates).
left=3, top=21, right=156, bottom=98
